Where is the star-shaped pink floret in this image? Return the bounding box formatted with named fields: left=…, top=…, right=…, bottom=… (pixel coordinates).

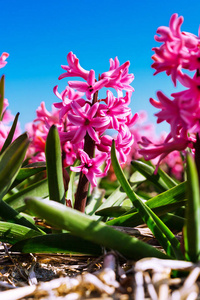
left=58, top=51, right=90, bottom=80
left=99, top=90, right=132, bottom=130
left=68, top=69, right=109, bottom=100
left=70, top=149, right=107, bottom=186
left=100, top=58, right=134, bottom=92
left=175, top=72, right=200, bottom=102
left=66, top=102, right=110, bottom=144
left=53, top=85, right=85, bottom=120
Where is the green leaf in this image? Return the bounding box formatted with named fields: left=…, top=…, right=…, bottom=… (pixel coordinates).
left=0, top=221, right=44, bottom=244
left=0, top=200, right=43, bottom=232
left=0, top=133, right=29, bottom=198
left=157, top=165, right=178, bottom=188
left=131, top=160, right=177, bottom=191
left=25, top=197, right=169, bottom=260
left=4, top=178, right=49, bottom=211
left=95, top=171, right=145, bottom=221
left=11, top=233, right=102, bottom=255
left=96, top=205, right=132, bottom=217
left=184, top=153, right=200, bottom=262
left=45, top=125, right=65, bottom=204
left=111, top=141, right=183, bottom=259
left=160, top=213, right=184, bottom=232
left=129, top=170, right=146, bottom=184
left=0, top=112, right=20, bottom=155
left=106, top=200, right=186, bottom=227
left=66, top=160, right=79, bottom=207
left=107, top=181, right=186, bottom=226
left=85, top=187, right=105, bottom=218
left=10, top=162, right=46, bottom=188
left=0, top=75, right=5, bottom=119
left=96, top=186, right=128, bottom=214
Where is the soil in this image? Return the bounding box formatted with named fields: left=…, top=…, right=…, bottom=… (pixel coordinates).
left=0, top=228, right=200, bottom=299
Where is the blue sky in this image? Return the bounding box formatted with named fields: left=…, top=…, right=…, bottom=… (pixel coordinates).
left=1, top=0, right=200, bottom=134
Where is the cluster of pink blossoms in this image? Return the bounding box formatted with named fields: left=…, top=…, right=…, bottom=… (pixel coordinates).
left=139, top=13, right=200, bottom=172
left=53, top=52, right=137, bottom=186
left=0, top=52, right=20, bottom=149
left=26, top=102, right=61, bottom=163
left=27, top=52, right=137, bottom=186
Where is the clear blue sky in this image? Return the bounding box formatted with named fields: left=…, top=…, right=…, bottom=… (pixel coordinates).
left=1, top=0, right=200, bottom=133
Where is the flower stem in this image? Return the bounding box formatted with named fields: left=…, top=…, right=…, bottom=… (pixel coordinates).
left=74, top=91, right=98, bottom=212
left=194, top=68, right=200, bottom=187
left=194, top=133, right=200, bottom=188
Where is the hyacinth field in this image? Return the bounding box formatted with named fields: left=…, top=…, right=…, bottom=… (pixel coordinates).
left=1, top=13, right=200, bottom=299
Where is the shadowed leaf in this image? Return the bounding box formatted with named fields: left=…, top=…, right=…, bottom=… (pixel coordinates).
left=25, top=197, right=169, bottom=260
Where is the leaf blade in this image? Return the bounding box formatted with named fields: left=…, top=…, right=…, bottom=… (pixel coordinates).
left=0, top=112, right=20, bottom=155
left=0, top=133, right=29, bottom=198
left=184, top=153, right=200, bottom=262
left=111, top=140, right=183, bottom=259
left=11, top=233, right=102, bottom=255
left=25, top=197, right=169, bottom=260
left=45, top=125, right=65, bottom=204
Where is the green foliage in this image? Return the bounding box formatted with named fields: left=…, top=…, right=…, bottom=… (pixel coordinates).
left=24, top=197, right=169, bottom=260
left=0, top=112, right=20, bottom=155
left=11, top=233, right=103, bottom=255
left=184, top=154, right=200, bottom=262
left=111, top=140, right=184, bottom=259
left=66, top=159, right=79, bottom=207
left=0, top=87, right=199, bottom=263
left=4, top=178, right=49, bottom=212
left=0, top=221, right=44, bottom=244
left=105, top=182, right=186, bottom=226
left=0, top=133, right=29, bottom=198
left=45, top=125, right=65, bottom=204
left=0, top=124, right=187, bottom=259
left=131, top=160, right=177, bottom=191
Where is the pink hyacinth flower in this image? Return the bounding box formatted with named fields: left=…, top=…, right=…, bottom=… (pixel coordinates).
left=1, top=98, right=14, bottom=124
left=175, top=72, right=200, bottom=102
left=99, top=90, right=132, bottom=130
left=101, top=57, right=134, bottom=92
left=64, top=101, right=110, bottom=144
left=152, top=13, right=200, bottom=85
left=68, top=69, right=109, bottom=100
left=115, top=126, right=134, bottom=164
left=0, top=52, right=9, bottom=69
left=59, top=51, right=90, bottom=80
left=97, top=125, right=134, bottom=165
left=53, top=85, right=85, bottom=120
left=70, top=149, right=107, bottom=187
left=0, top=122, right=10, bottom=149
left=150, top=91, right=190, bottom=137
left=35, top=101, right=59, bottom=124
left=139, top=132, right=192, bottom=173
left=155, top=13, right=183, bottom=43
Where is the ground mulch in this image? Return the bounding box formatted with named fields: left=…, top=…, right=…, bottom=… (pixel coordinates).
left=0, top=227, right=200, bottom=299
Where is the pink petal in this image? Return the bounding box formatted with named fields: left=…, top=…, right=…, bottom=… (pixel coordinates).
left=87, top=126, right=100, bottom=144
left=87, top=70, right=95, bottom=86
left=71, top=127, right=86, bottom=144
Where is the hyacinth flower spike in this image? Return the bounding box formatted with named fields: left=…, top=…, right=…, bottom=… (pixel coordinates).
left=140, top=13, right=200, bottom=175
left=51, top=52, right=136, bottom=212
